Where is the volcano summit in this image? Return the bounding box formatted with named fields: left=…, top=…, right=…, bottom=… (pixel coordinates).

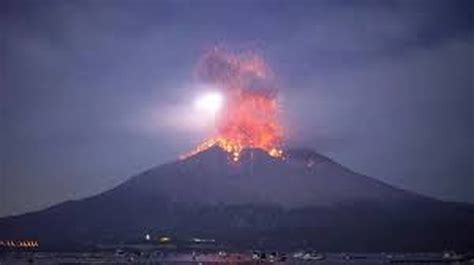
left=183, top=48, right=284, bottom=161
left=1, top=146, right=473, bottom=251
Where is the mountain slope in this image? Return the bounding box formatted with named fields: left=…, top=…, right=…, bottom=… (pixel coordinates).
left=111, top=147, right=428, bottom=207
left=1, top=147, right=473, bottom=251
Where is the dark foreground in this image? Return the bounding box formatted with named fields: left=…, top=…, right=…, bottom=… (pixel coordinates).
left=1, top=251, right=473, bottom=265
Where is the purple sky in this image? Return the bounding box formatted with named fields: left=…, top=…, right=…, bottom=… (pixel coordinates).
left=1, top=0, right=473, bottom=217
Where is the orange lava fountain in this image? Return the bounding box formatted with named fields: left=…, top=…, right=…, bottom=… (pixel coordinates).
left=182, top=48, right=284, bottom=161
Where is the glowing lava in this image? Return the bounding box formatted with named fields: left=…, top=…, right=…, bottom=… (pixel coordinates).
left=182, top=48, right=284, bottom=161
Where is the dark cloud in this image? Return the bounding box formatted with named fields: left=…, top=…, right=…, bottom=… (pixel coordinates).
left=1, top=0, right=472, bottom=216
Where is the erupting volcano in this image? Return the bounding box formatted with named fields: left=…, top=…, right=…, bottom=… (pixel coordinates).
left=2, top=46, right=474, bottom=251
left=182, top=48, right=284, bottom=161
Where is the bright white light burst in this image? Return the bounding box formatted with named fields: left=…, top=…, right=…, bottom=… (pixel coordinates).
left=194, top=92, right=224, bottom=116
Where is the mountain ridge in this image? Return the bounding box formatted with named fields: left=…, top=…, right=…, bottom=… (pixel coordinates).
left=1, top=146, right=473, bottom=251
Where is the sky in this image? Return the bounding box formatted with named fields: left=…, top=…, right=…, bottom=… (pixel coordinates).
left=1, top=0, right=473, bottom=217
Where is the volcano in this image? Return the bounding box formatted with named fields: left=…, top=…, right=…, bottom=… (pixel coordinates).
left=1, top=147, right=473, bottom=251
